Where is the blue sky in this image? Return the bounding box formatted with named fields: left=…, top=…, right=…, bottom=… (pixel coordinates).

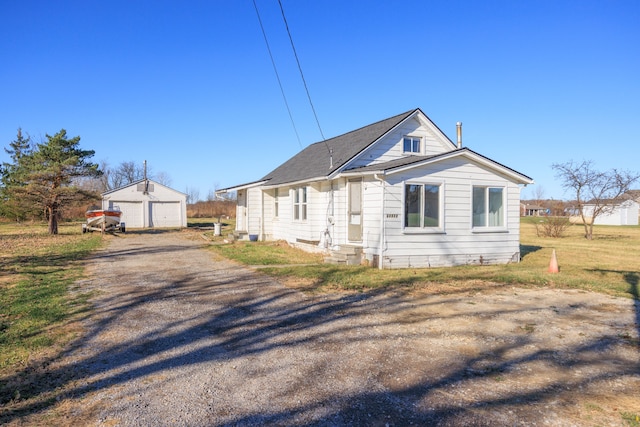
left=1, top=1, right=638, bottom=201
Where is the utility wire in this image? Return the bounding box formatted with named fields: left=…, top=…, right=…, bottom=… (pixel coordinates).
left=252, top=0, right=303, bottom=149
left=277, top=0, right=327, bottom=143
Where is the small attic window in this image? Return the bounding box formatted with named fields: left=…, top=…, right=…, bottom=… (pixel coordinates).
left=403, top=136, right=421, bottom=153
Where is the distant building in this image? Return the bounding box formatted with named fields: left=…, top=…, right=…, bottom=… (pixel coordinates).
left=569, top=194, right=639, bottom=226
left=521, top=203, right=547, bottom=216
left=102, top=179, right=187, bottom=228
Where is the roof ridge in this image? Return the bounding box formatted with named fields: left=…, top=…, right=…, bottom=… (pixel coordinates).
left=307, top=108, right=418, bottom=147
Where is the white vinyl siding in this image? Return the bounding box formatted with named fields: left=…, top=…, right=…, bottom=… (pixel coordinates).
left=376, top=158, right=521, bottom=268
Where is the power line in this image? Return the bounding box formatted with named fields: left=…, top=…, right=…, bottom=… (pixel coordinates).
left=276, top=0, right=326, bottom=142
left=252, top=0, right=303, bottom=149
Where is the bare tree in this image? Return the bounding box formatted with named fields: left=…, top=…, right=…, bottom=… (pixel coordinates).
left=533, top=185, right=545, bottom=206
left=154, top=171, right=172, bottom=187
left=185, top=186, right=200, bottom=204
left=552, top=160, right=639, bottom=239
left=98, top=160, right=147, bottom=190
left=117, top=161, right=146, bottom=187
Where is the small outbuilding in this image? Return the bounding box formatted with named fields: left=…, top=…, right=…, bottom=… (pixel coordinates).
left=102, top=179, right=187, bottom=228
left=577, top=199, right=639, bottom=226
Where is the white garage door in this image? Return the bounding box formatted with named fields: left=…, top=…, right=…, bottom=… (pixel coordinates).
left=149, top=202, right=181, bottom=228
left=110, top=201, right=144, bottom=228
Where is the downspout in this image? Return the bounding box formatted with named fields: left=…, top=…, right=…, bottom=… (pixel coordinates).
left=374, top=173, right=386, bottom=269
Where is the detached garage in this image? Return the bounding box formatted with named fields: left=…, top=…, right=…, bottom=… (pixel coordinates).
left=102, top=179, right=187, bottom=229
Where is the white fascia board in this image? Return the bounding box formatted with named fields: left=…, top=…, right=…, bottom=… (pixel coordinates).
left=261, top=176, right=328, bottom=189
left=215, top=180, right=268, bottom=194
left=339, top=169, right=384, bottom=177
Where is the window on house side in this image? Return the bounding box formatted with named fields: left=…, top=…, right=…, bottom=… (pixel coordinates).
left=293, top=187, right=307, bottom=221
left=274, top=188, right=279, bottom=217
left=404, top=184, right=440, bottom=228
left=472, top=186, right=504, bottom=227
left=403, top=136, right=421, bottom=153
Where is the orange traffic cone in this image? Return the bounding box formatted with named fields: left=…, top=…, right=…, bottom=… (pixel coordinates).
left=548, top=249, right=559, bottom=273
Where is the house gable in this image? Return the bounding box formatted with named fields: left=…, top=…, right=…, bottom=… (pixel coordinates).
left=344, top=113, right=457, bottom=170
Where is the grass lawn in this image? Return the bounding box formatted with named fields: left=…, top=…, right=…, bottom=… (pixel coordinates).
left=0, top=221, right=103, bottom=384
left=210, top=218, right=640, bottom=299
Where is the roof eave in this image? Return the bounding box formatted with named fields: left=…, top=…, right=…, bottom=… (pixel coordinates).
left=216, top=180, right=269, bottom=194
left=339, top=149, right=534, bottom=185
left=261, top=175, right=328, bottom=189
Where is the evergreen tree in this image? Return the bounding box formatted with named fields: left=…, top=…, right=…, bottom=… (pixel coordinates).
left=4, top=129, right=102, bottom=234
left=0, top=129, right=33, bottom=220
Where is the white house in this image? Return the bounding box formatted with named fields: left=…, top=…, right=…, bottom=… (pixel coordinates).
left=580, top=199, right=639, bottom=226
left=218, top=108, right=534, bottom=269
left=102, top=179, right=187, bottom=228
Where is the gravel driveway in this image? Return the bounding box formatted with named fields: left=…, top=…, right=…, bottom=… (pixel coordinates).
left=53, top=230, right=640, bottom=426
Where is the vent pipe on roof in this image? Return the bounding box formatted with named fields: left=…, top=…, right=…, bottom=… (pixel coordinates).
left=456, top=122, right=462, bottom=148
left=143, top=160, right=147, bottom=180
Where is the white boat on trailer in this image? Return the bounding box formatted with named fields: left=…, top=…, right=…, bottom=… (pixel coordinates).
left=83, top=207, right=125, bottom=233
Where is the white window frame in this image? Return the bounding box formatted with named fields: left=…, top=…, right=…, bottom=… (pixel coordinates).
left=402, top=181, right=444, bottom=233
left=293, top=187, right=307, bottom=221
left=274, top=188, right=279, bottom=218
left=403, top=136, right=421, bottom=154
left=471, top=185, right=506, bottom=231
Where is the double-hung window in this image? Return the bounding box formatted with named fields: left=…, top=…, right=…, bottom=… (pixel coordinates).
left=404, top=183, right=441, bottom=229
left=293, top=187, right=307, bottom=221
left=274, top=188, right=279, bottom=218
left=472, top=186, right=504, bottom=228
left=403, top=136, right=421, bottom=154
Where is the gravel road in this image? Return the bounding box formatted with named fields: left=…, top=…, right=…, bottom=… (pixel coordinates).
left=51, top=230, right=640, bottom=426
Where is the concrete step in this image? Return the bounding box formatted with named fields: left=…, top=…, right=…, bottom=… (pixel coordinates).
left=324, top=246, right=363, bottom=265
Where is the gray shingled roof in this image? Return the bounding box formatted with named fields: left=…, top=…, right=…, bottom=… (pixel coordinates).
left=260, top=109, right=418, bottom=186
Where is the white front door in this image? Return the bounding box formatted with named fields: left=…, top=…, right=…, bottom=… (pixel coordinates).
left=237, top=190, right=247, bottom=231
left=348, top=179, right=362, bottom=242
